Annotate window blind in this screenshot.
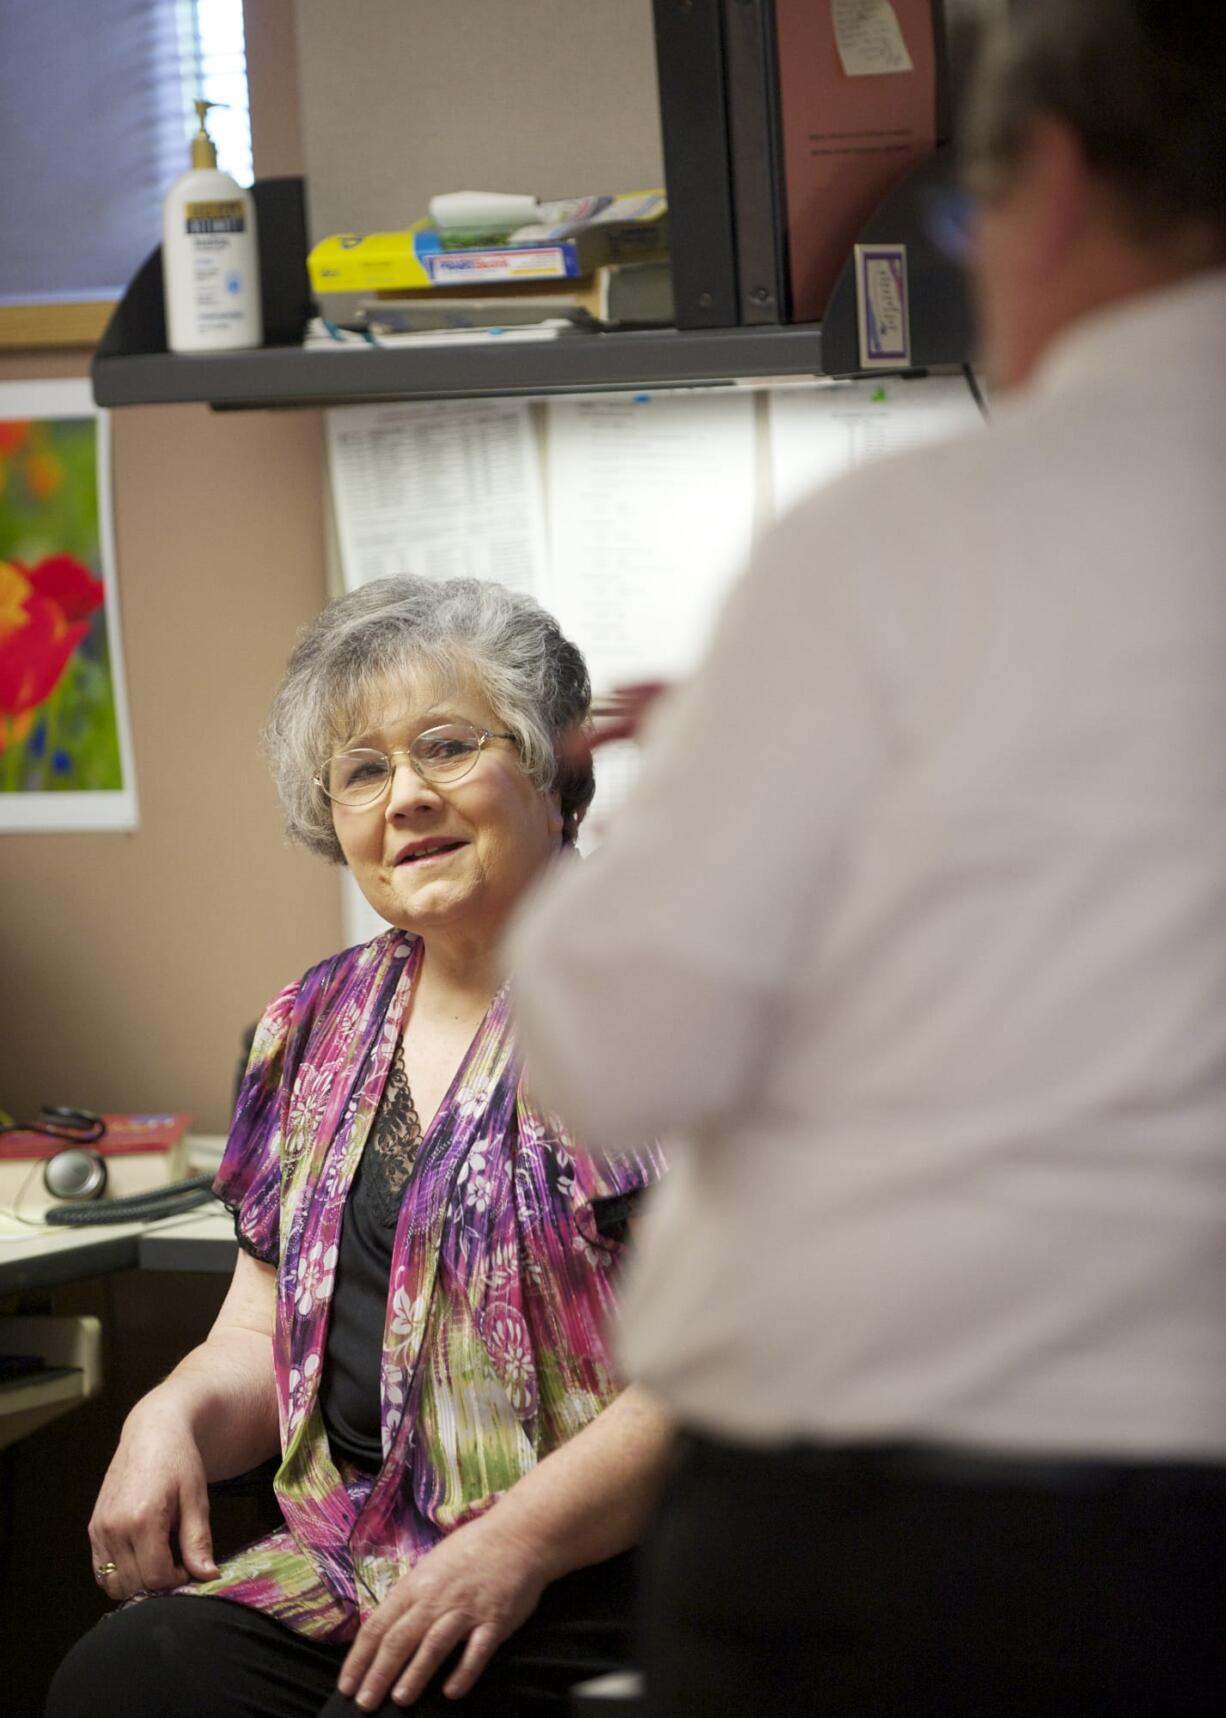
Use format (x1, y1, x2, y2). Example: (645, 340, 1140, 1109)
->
(0, 0, 251, 306)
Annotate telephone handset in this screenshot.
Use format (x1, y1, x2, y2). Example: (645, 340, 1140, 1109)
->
(0, 1107, 214, 1226)
(42, 1164, 215, 1226)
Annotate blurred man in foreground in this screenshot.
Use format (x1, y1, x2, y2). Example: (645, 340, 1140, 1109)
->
(510, 2, 1226, 1712)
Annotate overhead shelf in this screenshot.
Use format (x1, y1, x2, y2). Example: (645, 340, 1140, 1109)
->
(90, 167, 972, 413)
(92, 321, 826, 410)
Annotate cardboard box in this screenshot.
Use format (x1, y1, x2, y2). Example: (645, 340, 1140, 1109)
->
(309, 192, 669, 295)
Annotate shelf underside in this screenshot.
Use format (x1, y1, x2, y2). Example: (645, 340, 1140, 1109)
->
(91, 323, 826, 410)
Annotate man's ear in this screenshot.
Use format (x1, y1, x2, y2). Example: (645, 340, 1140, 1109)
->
(1019, 115, 1093, 277)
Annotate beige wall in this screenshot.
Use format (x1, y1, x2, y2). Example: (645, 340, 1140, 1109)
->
(296, 0, 664, 242)
(0, 0, 670, 1130)
(0, 2, 342, 1134)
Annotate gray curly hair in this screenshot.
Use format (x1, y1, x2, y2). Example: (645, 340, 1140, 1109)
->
(265, 576, 593, 863)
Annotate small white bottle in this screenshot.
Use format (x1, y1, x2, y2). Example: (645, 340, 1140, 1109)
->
(162, 100, 262, 353)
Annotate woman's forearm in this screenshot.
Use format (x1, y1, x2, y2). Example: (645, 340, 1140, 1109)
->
(488, 1383, 674, 1584)
(126, 1329, 280, 1482)
(125, 1326, 280, 1484)
(123, 1247, 281, 1481)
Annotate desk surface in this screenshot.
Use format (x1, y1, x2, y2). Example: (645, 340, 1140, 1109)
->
(138, 1207, 237, 1274)
(0, 1202, 239, 1294)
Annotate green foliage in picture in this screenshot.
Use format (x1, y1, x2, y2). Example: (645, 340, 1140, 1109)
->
(0, 415, 124, 793)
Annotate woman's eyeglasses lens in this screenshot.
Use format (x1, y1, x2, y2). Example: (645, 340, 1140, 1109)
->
(321, 724, 487, 806)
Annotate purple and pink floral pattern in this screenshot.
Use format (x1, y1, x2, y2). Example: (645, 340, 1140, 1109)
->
(185, 930, 662, 1643)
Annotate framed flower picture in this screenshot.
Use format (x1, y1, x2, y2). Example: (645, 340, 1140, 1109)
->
(0, 378, 138, 830)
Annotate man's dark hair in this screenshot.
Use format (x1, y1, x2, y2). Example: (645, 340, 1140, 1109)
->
(964, 0, 1226, 249)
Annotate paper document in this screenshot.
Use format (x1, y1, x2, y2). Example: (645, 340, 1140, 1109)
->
(545, 393, 756, 688)
(545, 392, 757, 843)
(833, 0, 914, 76)
(326, 399, 546, 592)
(580, 737, 648, 852)
(768, 375, 983, 516)
(307, 319, 576, 349)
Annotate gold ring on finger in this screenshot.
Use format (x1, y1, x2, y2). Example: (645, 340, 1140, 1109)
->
(94, 1560, 119, 1584)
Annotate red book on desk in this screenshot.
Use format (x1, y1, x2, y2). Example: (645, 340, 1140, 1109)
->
(0, 1114, 194, 1210)
(0, 1113, 192, 1160)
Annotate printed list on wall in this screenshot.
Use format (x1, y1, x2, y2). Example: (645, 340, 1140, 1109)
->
(324, 373, 982, 915)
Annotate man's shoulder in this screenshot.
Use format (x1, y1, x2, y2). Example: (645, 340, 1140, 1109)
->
(773, 360, 1162, 559)
(762, 410, 1004, 584)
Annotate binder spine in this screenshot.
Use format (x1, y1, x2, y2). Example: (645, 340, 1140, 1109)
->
(722, 0, 789, 324)
(651, 0, 740, 328)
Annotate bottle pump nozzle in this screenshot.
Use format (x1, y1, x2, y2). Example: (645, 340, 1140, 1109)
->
(190, 99, 222, 170)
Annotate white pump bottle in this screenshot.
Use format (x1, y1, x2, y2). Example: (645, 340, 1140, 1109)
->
(162, 100, 262, 353)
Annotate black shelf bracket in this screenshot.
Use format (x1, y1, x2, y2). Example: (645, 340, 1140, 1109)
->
(821, 148, 974, 376)
(93, 177, 314, 382)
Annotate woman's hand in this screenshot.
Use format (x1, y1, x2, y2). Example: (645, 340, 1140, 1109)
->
(87, 1397, 220, 1601)
(340, 1386, 673, 1708)
(337, 1510, 547, 1710)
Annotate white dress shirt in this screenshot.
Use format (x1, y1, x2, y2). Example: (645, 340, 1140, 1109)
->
(510, 272, 1226, 1459)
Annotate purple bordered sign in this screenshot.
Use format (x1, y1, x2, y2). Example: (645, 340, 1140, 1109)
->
(854, 242, 912, 370)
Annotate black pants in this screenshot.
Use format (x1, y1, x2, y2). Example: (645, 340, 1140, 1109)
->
(45, 1553, 636, 1718)
(639, 1431, 1226, 1718)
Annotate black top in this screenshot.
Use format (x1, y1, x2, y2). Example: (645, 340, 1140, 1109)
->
(317, 1034, 643, 1474)
(319, 1036, 423, 1472)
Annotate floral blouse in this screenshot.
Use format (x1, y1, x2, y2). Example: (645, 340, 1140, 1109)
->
(182, 929, 663, 1643)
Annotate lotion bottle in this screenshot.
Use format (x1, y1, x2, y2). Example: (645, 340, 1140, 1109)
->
(162, 101, 262, 352)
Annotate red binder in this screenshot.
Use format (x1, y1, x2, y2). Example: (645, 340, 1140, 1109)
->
(774, 0, 940, 322)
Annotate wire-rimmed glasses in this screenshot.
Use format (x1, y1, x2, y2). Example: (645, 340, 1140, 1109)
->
(315, 722, 518, 809)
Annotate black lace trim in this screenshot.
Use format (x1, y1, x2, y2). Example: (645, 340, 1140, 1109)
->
(223, 1197, 278, 1265)
(366, 1034, 423, 1227)
(222, 1036, 422, 1258)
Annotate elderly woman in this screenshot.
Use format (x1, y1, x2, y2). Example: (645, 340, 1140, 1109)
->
(48, 577, 668, 1718)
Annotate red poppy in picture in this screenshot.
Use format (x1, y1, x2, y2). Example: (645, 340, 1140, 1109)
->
(0, 553, 104, 724)
(26, 553, 105, 624)
(0, 396, 131, 811)
(0, 421, 29, 459)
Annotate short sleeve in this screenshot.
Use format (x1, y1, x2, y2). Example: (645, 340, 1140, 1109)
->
(515, 1098, 666, 1446)
(568, 1137, 666, 1257)
(213, 981, 298, 1266)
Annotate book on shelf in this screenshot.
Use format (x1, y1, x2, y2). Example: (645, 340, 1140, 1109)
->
(651, 0, 740, 329)
(310, 263, 676, 343)
(308, 192, 668, 295)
